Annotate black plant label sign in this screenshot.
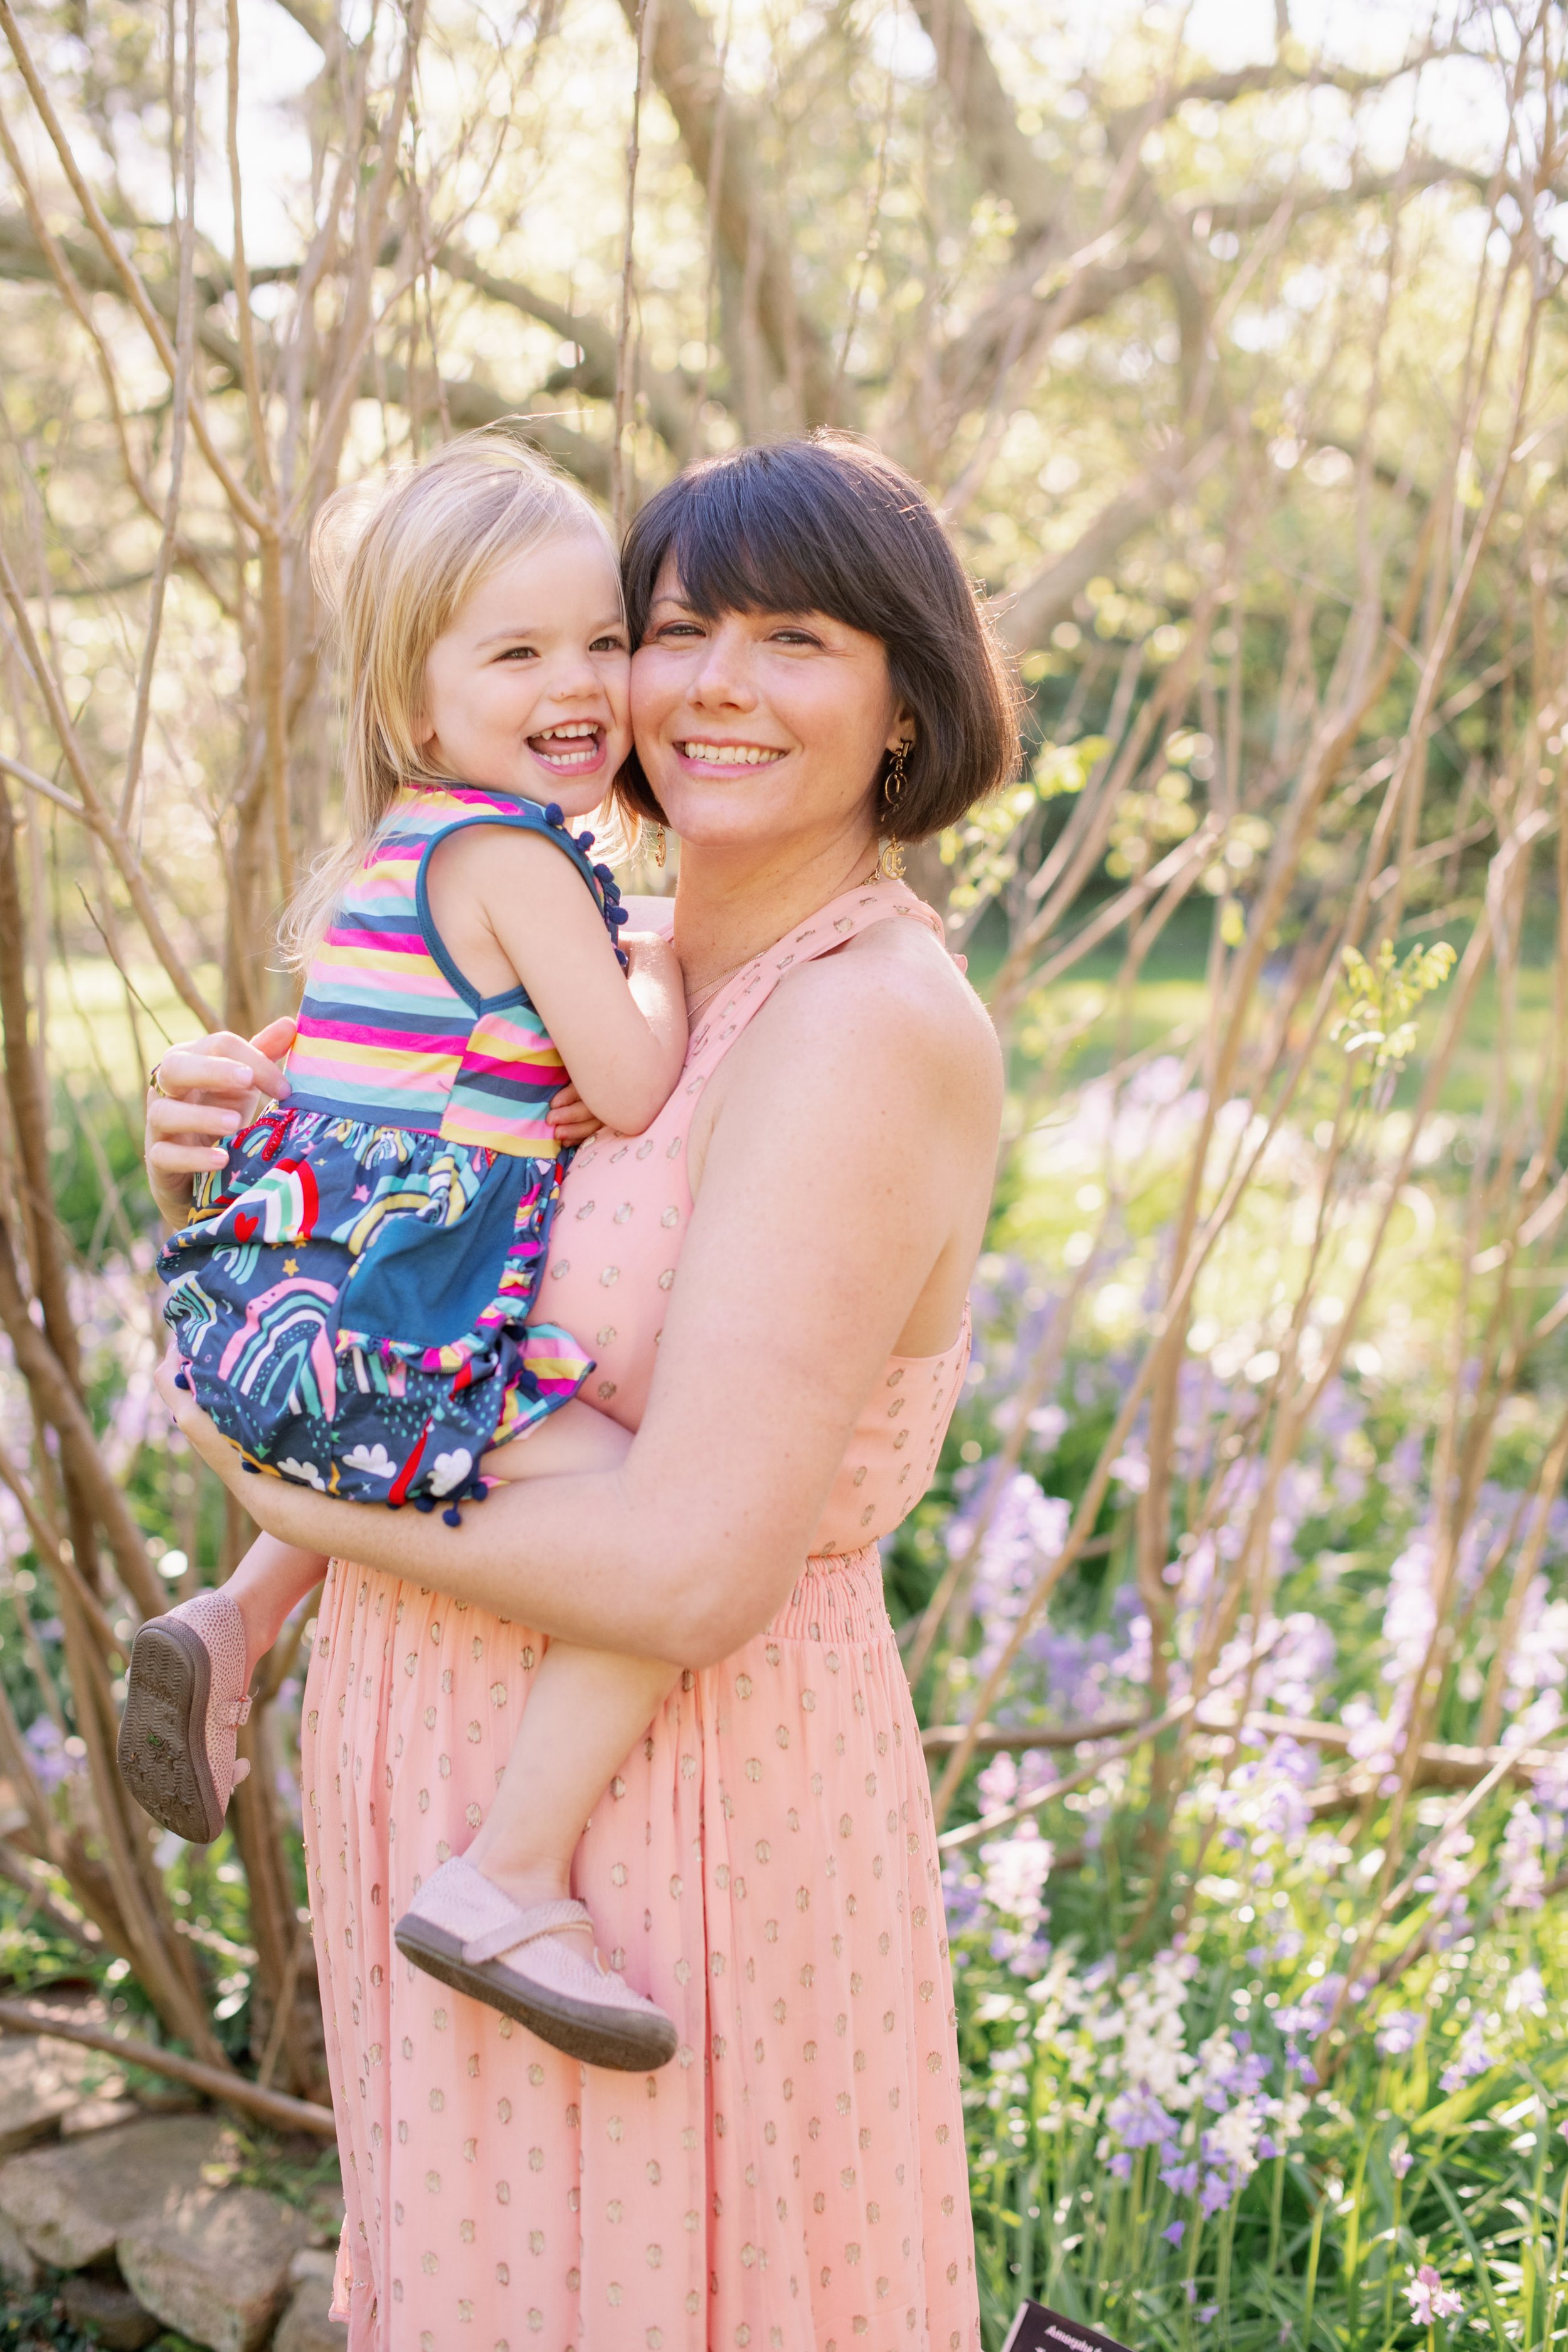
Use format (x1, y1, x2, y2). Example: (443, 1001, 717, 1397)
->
(1002, 2304, 1137, 2352)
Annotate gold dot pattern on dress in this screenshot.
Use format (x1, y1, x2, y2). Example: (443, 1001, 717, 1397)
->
(302, 880, 980, 2349)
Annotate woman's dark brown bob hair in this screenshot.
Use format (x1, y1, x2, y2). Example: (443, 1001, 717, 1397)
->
(616, 432, 1020, 842)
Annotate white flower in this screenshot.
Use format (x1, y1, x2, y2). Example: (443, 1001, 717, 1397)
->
(1268, 2089, 1310, 2144)
(343, 1443, 395, 1483)
(1206, 2098, 1265, 2181)
(979, 1820, 1054, 1933)
(1406, 2265, 1461, 2324)
(430, 1448, 474, 1497)
(1499, 1801, 1545, 1910)
(278, 1458, 327, 1491)
(1116, 1951, 1198, 2106)
(1506, 1966, 1548, 2018)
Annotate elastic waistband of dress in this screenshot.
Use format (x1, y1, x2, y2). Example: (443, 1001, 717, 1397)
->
(252, 1093, 559, 1159)
(257, 1093, 444, 1136)
(766, 1544, 891, 1645)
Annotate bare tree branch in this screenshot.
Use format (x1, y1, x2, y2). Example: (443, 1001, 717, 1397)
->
(0, 1, 265, 534)
(437, 243, 693, 452)
(908, 0, 1059, 243)
(617, 0, 833, 422)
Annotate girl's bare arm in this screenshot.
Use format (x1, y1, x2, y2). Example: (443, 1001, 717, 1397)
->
(430, 825, 687, 1136)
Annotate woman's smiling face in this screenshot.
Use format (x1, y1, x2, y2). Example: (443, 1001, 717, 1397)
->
(630, 556, 910, 856)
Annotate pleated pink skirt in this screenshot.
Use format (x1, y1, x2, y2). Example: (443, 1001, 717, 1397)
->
(301, 1545, 981, 2351)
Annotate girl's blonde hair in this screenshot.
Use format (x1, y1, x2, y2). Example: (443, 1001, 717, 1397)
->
(281, 429, 620, 967)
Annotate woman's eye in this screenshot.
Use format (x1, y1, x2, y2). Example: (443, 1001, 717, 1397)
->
(655, 620, 702, 640)
(771, 627, 820, 647)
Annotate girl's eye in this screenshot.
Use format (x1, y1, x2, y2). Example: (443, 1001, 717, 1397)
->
(590, 633, 627, 654)
(497, 645, 538, 662)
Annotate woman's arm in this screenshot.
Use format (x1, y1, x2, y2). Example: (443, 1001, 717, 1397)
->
(160, 929, 1000, 1667)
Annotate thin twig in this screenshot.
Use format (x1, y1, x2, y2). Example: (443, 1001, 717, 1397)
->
(612, 0, 657, 534)
(0, 1998, 337, 2137)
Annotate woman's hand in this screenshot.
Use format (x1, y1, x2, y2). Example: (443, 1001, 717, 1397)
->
(155, 1346, 241, 1483)
(547, 1080, 602, 1147)
(145, 1017, 296, 1229)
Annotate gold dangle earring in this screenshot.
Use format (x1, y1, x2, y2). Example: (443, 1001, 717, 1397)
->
(650, 820, 667, 870)
(877, 739, 909, 880)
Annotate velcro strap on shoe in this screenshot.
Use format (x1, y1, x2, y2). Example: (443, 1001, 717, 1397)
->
(224, 1696, 252, 1729)
(462, 1895, 593, 1968)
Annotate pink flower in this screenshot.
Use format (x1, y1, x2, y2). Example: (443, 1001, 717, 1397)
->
(1406, 2265, 1461, 2326)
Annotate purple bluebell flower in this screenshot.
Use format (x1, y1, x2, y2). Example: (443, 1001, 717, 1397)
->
(23, 1714, 71, 1791)
(1439, 2020, 1493, 2094)
(1108, 2089, 1179, 2149)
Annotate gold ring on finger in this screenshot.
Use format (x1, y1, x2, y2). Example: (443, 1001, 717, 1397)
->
(149, 1062, 167, 1098)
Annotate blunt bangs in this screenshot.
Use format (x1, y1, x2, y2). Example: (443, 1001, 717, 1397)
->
(616, 433, 1020, 842)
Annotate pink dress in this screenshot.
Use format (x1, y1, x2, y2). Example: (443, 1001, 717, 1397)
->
(301, 879, 982, 2351)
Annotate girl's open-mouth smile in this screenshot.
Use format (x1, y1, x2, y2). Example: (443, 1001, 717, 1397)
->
(528, 721, 608, 775)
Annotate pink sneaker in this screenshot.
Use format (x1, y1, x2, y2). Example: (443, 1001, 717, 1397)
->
(393, 1856, 679, 2072)
(117, 1590, 253, 1843)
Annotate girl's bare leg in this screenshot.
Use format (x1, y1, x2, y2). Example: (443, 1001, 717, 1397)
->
(464, 1640, 674, 1909)
(391, 1397, 682, 2067)
(225, 1535, 327, 1673)
(465, 1399, 675, 1909)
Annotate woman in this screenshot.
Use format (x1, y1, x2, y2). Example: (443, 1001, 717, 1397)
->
(148, 433, 1014, 2351)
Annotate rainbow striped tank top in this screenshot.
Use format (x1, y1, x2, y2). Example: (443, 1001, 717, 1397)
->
(285, 785, 625, 1155)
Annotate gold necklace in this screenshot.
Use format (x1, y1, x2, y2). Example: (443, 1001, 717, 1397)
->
(684, 968, 737, 1022)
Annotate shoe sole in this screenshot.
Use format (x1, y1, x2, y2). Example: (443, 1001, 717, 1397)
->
(393, 1919, 679, 2073)
(117, 1618, 223, 1844)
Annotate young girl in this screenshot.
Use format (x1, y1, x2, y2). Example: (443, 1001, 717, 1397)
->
(120, 435, 686, 2073)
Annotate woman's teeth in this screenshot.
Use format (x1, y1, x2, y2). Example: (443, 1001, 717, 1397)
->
(531, 723, 603, 770)
(679, 742, 785, 766)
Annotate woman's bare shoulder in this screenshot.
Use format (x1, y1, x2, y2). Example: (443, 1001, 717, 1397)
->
(756, 903, 1001, 1114)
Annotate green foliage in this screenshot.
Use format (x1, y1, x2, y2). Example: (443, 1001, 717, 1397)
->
(1333, 942, 1460, 1077)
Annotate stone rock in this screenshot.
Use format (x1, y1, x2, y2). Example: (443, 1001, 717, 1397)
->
(61, 2271, 161, 2351)
(274, 2272, 348, 2352)
(0, 2111, 229, 2269)
(0, 2200, 38, 2293)
(61, 2092, 143, 2137)
(0, 2030, 98, 2155)
(117, 2185, 309, 2352)
(287, 2246, 338, 2287)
